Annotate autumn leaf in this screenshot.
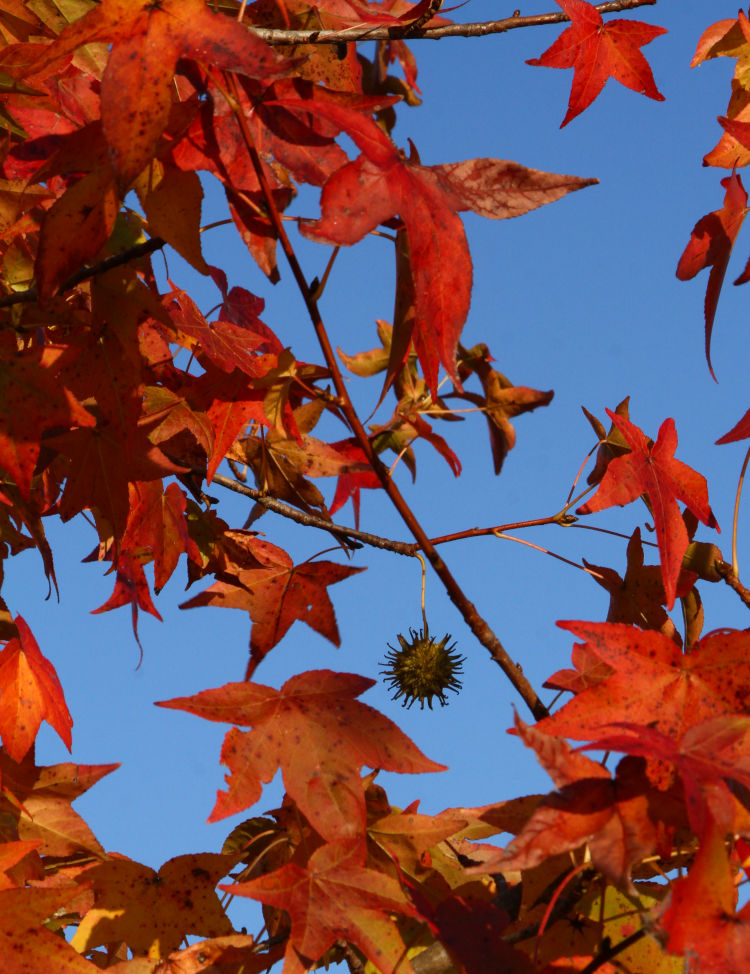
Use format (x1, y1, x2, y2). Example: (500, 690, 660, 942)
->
(120, 481, 200, 593)
(576, 411, 717, 608)
(676, 172, 749, 379)
(536, 622, 750, 745)
(657, 822, 750, 973)
(0, 614, 72, 761)
(0, 885, 100, 973)
(19, 0, 294, 192)
(91, 549, 163, 655)
(71, 853, 236, 958)
(179, 535, 365, 671)
(581, 715, 750, 836)
(223, 838, 418, 974)
(157, 670, 445, 838)
(0, 340, 94, 499)
(478, 719, 678, 891)
(583, 528, 695, 644)
(0, 752, 118, 857)
(295, 99, 595, 395)
(526, 0, 666, 127)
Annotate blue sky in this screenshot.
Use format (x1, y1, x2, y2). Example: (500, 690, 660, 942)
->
(7, 0, 750, 939)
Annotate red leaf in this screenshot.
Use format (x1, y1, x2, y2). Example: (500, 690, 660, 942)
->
(576, 412, 717, 608)
(295, 101, 594, 395)
(91, 549, 163, 654)
(658, 822, 750, 972)
(0, 615, 73, 761)
(676, 173, 749, 379)
(222, 838, 418, 974)
(0, 343, 94, 498)
(157, 670, 445, 837)
(526, 0, 666, 127)
(180, 535, 365, 670)
(536, 622, 750, 745)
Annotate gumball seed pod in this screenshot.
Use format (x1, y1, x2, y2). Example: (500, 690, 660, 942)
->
(380, 627, 464, 710)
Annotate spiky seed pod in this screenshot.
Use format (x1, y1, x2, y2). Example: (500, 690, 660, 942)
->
(380, 628, 464, 710)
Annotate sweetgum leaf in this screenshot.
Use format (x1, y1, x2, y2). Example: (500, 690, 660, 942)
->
(0, 614, 73, 761)
(526, 0, 666, 127)
(676, 172, 749, 379)
(537, 622, 750, 744)
(224, 838, 418, 974)
(157, 670, 445, 839)
(576, 411, 717, 608)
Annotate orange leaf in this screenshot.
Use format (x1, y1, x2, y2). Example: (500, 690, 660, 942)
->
(224, 838, 418, 974)
(0, 886, 100, 973)
(676, 172, 749, 379)
(179, 535, 365, 671)
(157, 670, 445, 838)
(71, 853, 236, 958)
(0, 615, 72, 761)
(526, 0, 666, 127)
(657, 822, 750, 971)
(576, 412, 717, 608)
(536, 622, 750, 744)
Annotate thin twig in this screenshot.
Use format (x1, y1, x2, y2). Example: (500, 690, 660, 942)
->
(244, 0, 657, 45)
(579, 929, 646, 974)
(0, 237, 166, 308)
(716, 560, 750, 610)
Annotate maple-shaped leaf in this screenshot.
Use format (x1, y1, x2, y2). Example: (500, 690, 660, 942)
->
(536, 622, 750, 745)
(576, 411, 717, 608)
(583, 528, 695, 645)
(693, 11, 750, 169)
(91, 549, 163, 655)
(657, 822, 750, 973)
(676, 172, 749, 379)
(456, 345, 554, 474)
(71, 852, 236, 958)
(149, 935, 284, 974)
(180, 535, 364, 672)
(0, 751, 118, 857)
(120, 481, 200, 593)
(406, 879, 536, 974)
(367, 808, 467, 879)
(0, 614, 72, 761)
(582, 715, 750, 837)
(478, 720, 677, 891)
(223, 838, 418, 974)
(295, 99, 594, 395)
(0, 340, 94, 499)
(0, 885, 100, 973)
(526, 0, 666, 127)
(157, 670, 445, 839)
(19, 0, 294, 192)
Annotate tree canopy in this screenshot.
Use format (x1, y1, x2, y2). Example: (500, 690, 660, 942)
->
(1, 1, 750, 972)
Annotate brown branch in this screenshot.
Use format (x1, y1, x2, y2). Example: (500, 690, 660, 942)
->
(579, 930, 646, 974)
(0, 237, 166, 309)
(211, 473, 417, 553)
(716, 560, 750, 610)
(245, 0, 657, 45)
(221, 72, 548, 720)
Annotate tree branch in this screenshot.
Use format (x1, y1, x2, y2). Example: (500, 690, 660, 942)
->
(220, 70, 548, 717)
(716, 560, 750, 610)
(245, 0, 657, 45)
(0, 237, 166, 309)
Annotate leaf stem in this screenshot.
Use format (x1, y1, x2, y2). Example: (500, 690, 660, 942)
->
(731, 444, 750, 575)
